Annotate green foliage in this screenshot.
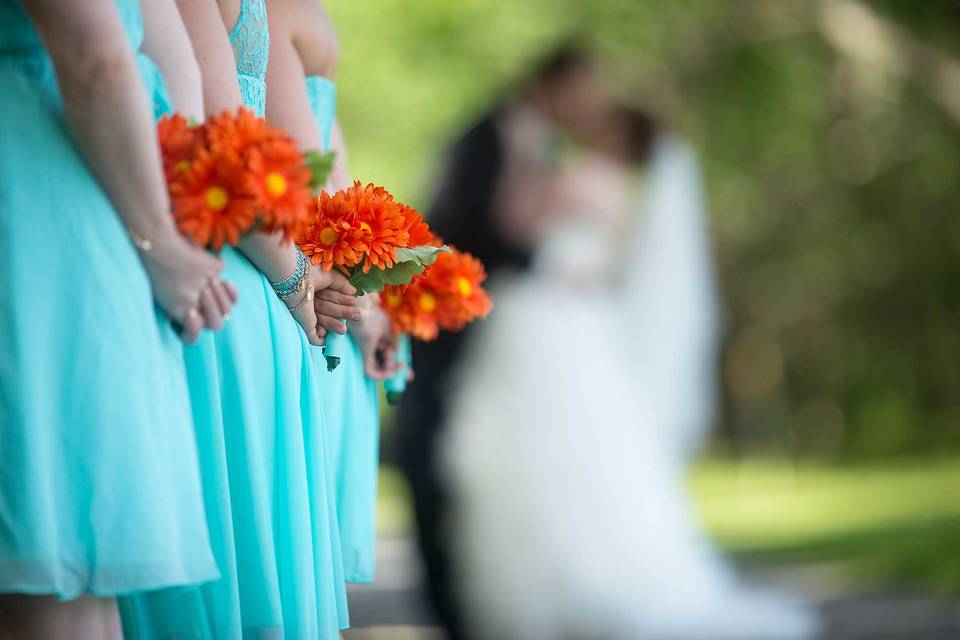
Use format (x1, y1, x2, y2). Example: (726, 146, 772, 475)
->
(328, 0, 960, 458)
(347, 244, 449, 294)
(305, 150, 336, 192)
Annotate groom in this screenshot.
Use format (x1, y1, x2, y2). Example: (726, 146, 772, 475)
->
(394, 44, 613, 639)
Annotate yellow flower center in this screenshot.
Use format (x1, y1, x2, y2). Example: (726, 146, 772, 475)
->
(385, 292, 403, 308)
(456, 276, 473, 297)
(419, 292, 437, 313)
(204, 186, 229, 211)
(319, 227, 340, 245)
(265, 172, 287, 198)
(174, 160, 191, 174)
(359, 222, 372, 233)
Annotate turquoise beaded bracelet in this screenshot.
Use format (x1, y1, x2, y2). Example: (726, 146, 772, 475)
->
(271, 247, 308, 298)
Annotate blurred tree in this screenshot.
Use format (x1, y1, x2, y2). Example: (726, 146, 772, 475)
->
(327, 0, 960, 459)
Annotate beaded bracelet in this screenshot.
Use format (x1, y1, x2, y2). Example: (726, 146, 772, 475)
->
(287, 284, 314, 312)
(271, 247, 308, 299)
(277, 262, 311, 305)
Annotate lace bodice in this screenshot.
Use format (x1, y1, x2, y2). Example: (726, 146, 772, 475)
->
(228, 0, 269, 115)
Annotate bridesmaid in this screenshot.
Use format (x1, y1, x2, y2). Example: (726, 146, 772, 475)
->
(0, 0, 234, 638)
(121, 0, 356, 637)
(264, 0, 398, 584)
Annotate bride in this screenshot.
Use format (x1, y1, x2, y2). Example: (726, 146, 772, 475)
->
(439, 104, 819, 640)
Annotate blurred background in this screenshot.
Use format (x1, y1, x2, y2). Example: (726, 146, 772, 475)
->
(325, 0, 960, 638)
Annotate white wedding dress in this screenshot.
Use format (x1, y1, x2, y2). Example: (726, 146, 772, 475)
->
(440, 137, 819, 640)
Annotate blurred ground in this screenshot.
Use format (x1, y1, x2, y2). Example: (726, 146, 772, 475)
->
(343, 535, 960, 640)
(343, 461, 960, 640)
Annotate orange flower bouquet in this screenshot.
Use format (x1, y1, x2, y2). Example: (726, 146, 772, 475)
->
(379, 247, 493, 403)
(157, 108, 334, 250)
(380, 247, 493, 341)
(295, 181, 449, 369)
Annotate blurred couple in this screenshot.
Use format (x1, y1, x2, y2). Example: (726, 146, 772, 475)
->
(397, 45, 819, 640)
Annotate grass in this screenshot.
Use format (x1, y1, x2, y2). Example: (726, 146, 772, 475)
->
(376, 457, 960, 594)
(690, 457, 960, 592)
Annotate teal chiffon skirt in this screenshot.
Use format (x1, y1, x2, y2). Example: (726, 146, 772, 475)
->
(0, 26, 217, 598)
(314, 335, 380, 583)
(120, 249, 349, 638)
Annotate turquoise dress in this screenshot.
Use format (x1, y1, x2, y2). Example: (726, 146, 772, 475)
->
(0, 0, 217, 600)
(306, 75, 381, 584)
(120, 1, 348, 637)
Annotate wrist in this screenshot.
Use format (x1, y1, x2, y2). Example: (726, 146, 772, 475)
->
(238, 231, 298, 283)
(272, 249, 311, 306)
(128, 216, 178, 254)
(284, 283, 313, 312)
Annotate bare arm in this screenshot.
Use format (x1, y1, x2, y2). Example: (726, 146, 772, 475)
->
(327, 120, 350, 190)
(174, 0, 243, 114)
(173, 0, 298, 284)
(172, 0, 355, 343)
(257, 0, 360, 343)
(21, 0, 228, 340)
(264, 14, 325, 153)
(264, 0, 396, 376)
(141, 0, 204, 120)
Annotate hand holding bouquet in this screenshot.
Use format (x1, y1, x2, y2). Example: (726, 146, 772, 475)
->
(295, 181, 448, 369)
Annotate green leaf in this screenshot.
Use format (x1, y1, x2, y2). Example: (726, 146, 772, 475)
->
(348, 269, 389, 295)
(345, 245, 451, 294)
(395, 244, 450, 266)
(305, 150, 336, 192)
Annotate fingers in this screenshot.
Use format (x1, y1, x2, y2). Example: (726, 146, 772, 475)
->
(204, 253, 225, 277)
(178, 308, 203, 344)
(376, 334, 398, 368)
(193, 251, 224, 283)
(315, 314, 348, 335)
(208, 280, 232, 320)
(327, 271, 357, 296)
(314, 289, 358, 307)
(223, 280, 239, 304)
(316, 325, 326, 347)
(314, 298, 361, 323)
(198, 286, 223, 330)
(363, 344, 388, 380)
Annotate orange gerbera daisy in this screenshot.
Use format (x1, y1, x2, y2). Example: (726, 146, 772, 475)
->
(431, 250, 493, 331)
(205, 107, 280, 156)
(352, 182, 409, 272)
(157, 113, 201, 183)
(381, 248, 493, 340)
(381, 283, 441, 341)
(247, 139, 313, 238)
(402, 205, 439, 248)
(171, 150, 258, 250)
(296, 191, 370, 272)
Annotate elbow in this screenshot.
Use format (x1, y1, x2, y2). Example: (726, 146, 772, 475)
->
(63, 41, 135, 92)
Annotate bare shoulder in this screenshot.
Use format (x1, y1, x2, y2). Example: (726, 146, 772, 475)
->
(269, 0, 339, 77)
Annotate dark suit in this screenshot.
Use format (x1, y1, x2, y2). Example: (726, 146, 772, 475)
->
(395, 109, 532, 639)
